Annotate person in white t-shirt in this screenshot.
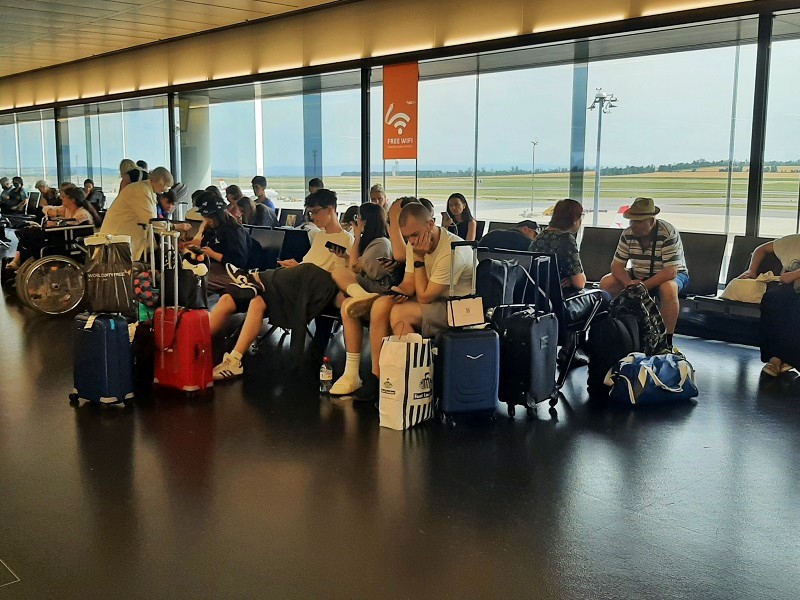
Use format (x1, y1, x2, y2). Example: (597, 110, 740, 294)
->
(210, 189, 353, 380)
(329, 202, 472, 399)
(739, 234, 800, 377)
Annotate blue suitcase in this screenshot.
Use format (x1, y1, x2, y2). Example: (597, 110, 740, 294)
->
(71, 313, 134, 406)
(434, 241, 499, 423)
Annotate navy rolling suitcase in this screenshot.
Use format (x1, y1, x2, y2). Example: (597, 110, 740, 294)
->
(71, 313, 134, 406)
(491, 255, 559, 417)
(435, 241, 499, 423)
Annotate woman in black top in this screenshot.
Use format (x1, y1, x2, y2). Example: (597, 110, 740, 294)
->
(194, 192, 252, 294)
(442, 192, 477, 241)
(528, 198, 586, 296)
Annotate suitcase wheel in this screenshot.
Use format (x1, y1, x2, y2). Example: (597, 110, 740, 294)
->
(526, 406, 535, 420)
(549, 396, 558, 408)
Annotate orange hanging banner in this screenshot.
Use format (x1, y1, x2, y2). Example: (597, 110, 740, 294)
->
(383, 62, 419, 160)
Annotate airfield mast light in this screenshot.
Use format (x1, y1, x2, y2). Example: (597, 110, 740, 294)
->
(588, 88, 618, 227)
(530, 140, 538, 214)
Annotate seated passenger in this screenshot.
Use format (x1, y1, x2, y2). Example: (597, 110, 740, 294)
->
(35, 180, 59, 207)
(0, 177, 12, 205)
(100, 166, 174, 261)
(368, 184, 388, 208)
(329, 202, 395, 306)
(156, 189, 177, 220)
(237, 195, 277, 227)
(330, 202, 472, 399)
(119, 158, 149, 191)
(0, 177, 28, 214)
(340, 205, 360, 233)
(191, 192, 253, 295)
(2, 186, 94, 275)
(478, 219, 538, 252)
(442, 192, 477, 241)
(739, 235, 800, 376)
(309, 178, 325, 194)
(210, 188, 353, 380)
(529, 199, 586, 296)
(224, 185, 245, 219)
(251, 176, 276, 211)
(599, 197, 688, 349)
(83, 179, 106, 211)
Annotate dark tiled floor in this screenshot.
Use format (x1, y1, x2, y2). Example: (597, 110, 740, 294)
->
(2, 276, 800, 598)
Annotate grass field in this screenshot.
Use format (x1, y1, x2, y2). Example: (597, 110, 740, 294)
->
(208, 170, 800, 236)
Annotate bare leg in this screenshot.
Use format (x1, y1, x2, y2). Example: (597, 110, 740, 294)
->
(599, 273, 625, 298)
(369, 296, 395, 377)
(341, 297, 365, 354)
(389, 301, 423, 336)
(209, 294, 237, 336)
(233, 296, 268, 355)
(330, 266, 358, 294)
(657, 280, 679, 334)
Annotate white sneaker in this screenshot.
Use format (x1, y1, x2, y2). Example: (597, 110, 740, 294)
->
(330, 374, 363, 396)
(345, 293, 379, 319)
(212, 352, 243, 380)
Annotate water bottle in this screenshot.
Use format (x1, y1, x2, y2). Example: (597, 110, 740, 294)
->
(319, 356, 333, 394)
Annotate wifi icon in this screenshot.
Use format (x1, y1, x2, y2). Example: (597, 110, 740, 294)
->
(385, 103, 411, 135)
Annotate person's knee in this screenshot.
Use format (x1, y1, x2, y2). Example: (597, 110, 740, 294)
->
(247, 295, 266, 315)
(599, 274, 614, 289)
(215, 294, 235, 314)
(658, 280, 679, 302)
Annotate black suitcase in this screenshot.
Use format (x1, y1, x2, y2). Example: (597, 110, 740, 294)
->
(586, 313, 640, 395)
(491, 255, 559, 417)
(435, 241, 499, 423)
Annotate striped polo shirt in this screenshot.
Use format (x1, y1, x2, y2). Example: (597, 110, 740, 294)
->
(612, 219, 688, 280)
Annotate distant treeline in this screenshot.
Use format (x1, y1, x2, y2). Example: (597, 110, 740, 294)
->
(342, 158, 800, 178)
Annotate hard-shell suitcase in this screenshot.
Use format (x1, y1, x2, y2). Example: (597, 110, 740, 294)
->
(491, 255, 558, 417)
(434, 241, 499, 422)
(71, 313, 134, 406)
(153, 229, 213, 394)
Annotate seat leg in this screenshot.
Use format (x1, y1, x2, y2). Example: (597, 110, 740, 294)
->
(556, 333, 578, 390)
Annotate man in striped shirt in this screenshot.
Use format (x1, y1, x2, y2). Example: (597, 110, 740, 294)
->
(599, 197, 689, 347)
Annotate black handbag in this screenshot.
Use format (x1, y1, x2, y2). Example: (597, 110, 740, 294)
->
(162, 267, 208, 309)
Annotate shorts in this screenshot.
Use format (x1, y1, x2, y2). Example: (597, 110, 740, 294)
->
(630, 270, 690, 296)
(228, 284, 270, 315)
(419, 299, 449, 338)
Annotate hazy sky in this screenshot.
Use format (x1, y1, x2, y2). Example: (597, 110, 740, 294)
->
(2, 39, 800, 180)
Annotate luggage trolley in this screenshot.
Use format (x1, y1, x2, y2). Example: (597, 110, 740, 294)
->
(14, 223, 95, 315)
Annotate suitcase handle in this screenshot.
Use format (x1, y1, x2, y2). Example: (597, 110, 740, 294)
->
(449, 240, 478, 298)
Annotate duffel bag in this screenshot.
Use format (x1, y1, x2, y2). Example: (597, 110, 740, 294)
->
(605, 352, 698, 406)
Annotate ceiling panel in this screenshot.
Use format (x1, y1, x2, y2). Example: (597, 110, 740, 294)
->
(0, 0, 341, 77)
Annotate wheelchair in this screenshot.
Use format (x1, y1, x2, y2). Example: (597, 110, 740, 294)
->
(10, 222, 95, 315)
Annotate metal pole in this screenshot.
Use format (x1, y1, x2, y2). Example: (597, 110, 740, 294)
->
(724, 43, 741, 236)
(472, 65, 479, 217)
(592, 101, 603, 227)
(530, 141, 537, 213)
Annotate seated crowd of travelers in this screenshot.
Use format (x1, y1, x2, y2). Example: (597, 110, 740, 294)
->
(3, 161, 798, 392)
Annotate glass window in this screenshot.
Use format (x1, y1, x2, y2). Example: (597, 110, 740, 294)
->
(0, 116, 18, 177)
(262, 94, 306, 204)
(322, 88, 361, 206)
(582, 45, 756, 234)
(210, 100, 256, 193)
(760, 29, 800, 237)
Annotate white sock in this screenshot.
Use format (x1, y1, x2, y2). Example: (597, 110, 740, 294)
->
(343, 352, 360, 379)
(229, 350, 243, 363)
(346, 283, 369, 298)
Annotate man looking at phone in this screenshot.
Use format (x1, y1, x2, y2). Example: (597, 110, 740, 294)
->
(330, 202, 472, 399)
(210, 188, 353, 380)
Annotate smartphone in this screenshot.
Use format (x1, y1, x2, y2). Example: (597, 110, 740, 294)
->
(385, 289, 410, 299)
(325, 241, 347, 254)
(441, 211, 448, 221)
(376, 256, 395, 264)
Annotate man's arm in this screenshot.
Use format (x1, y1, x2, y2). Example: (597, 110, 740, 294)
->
(388, 199, 406, 262)
(611, 260, 633, 286)
(642, 266, 678, 290)
(741, 242, 774, 278)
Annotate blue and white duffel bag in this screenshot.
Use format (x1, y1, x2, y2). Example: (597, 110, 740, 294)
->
(605, 352, 698, 406)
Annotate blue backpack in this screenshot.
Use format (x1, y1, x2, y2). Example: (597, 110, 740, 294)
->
(606, 352, 698, 406)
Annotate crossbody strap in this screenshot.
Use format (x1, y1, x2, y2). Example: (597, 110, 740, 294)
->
(648, 221, 658, 279)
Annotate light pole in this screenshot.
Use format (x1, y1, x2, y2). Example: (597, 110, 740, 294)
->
(530, 140, 538, 214)
(587, 88, 618, 226)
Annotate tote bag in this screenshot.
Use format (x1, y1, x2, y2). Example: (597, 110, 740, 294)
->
(379, 334, 435, 430)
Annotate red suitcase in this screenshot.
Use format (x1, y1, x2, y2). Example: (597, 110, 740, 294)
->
(153, 227, 213, 394)
(154, 307, 213, 393)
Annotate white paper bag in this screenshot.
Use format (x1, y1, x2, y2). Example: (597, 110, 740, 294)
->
(379, 333, 434, 430)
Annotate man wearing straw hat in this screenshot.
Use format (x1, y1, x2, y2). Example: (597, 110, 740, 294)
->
(599, 197, 689, 349)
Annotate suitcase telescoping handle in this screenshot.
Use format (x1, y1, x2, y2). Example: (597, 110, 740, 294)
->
(531, 255, 551, 314)
(449, 240, 478, 298)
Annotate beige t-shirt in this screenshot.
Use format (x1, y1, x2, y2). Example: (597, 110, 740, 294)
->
(302, 230, 354, 273)
(773, 234, 800, 273)
(405, 227, 473, 298)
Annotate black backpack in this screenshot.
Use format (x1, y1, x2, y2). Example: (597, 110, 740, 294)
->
(475, 258, 527, 311)
(587, 313, 640, 395)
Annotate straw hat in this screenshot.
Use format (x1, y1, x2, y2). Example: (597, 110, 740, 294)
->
(623, 197, 660, 220)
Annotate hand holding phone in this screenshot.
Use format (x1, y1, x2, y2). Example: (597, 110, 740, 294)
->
(325, 241, 348, 256)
